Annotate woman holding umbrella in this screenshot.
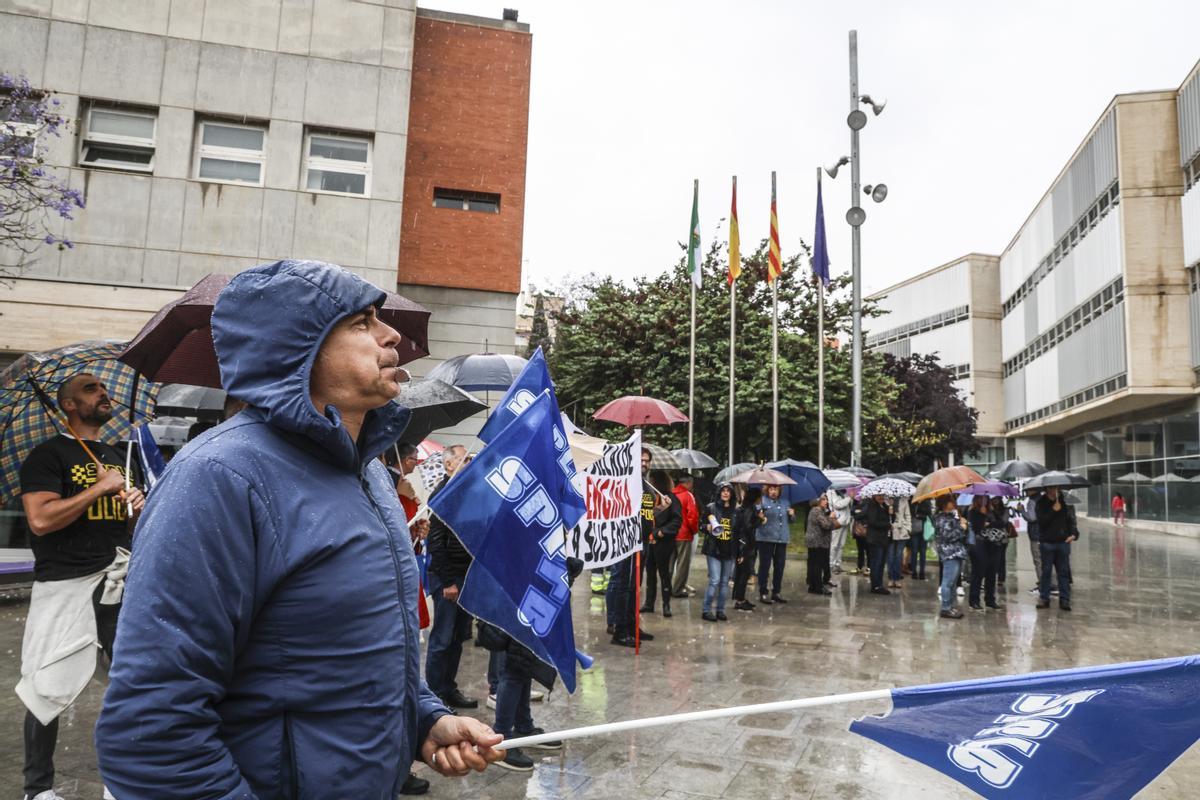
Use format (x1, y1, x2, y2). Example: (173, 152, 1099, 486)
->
(966, 496, 1006, 611)
(731, 487, 762, 611)
(933, 496, 968, 619)
(701, 483, 738, 621)
(864, 494, 893, 594)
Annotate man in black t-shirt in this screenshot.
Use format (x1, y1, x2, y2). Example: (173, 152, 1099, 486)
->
(17, 372, 144, 800)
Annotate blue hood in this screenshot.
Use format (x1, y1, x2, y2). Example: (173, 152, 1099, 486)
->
(211, 259, 409, 471)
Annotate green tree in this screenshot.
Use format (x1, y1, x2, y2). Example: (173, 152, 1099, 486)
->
(525, 293, 553, 358)
(549, 239, 901, 466)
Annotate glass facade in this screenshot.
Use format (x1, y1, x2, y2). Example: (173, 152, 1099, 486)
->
(1064, 403, 1200, 525)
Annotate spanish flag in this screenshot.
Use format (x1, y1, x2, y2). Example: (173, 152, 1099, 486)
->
(768, 177, 782, 282)
(728, 176, 741, 284)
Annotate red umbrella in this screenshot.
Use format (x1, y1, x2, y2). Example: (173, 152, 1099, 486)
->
(119, 273, 431, 388)
(593, 395, 689, 427)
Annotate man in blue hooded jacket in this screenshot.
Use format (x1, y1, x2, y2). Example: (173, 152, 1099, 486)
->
(95, 260, 504, 798)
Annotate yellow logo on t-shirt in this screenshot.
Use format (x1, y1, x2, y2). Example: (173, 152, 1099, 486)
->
(70, 462, 131, 522)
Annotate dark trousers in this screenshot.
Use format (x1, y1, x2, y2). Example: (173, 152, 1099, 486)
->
(1040, 541, 1072, 603)
(908, 531, 927, 578)
(997, 540, 1009, 582)
(854, 535, 868, 570)
(642, 537, 675, 610)
(968, 541, 1002, 606)
(425, 587, 474, 698)
(866, 541, 887, 590)
(493, 655, 534, 739)
(756, 541, 787, 597)
(806, 547, 830, 591)
(487, 650, 504, 695)
(607, 554, 635, 638)
(26, 583, 119, 795)
(732, 553, 754, 601)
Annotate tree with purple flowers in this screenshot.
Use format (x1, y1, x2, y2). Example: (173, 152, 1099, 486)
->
(1, 73, 84, 275)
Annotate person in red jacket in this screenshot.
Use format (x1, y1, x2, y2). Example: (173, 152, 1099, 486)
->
(670, 475, 701, 598)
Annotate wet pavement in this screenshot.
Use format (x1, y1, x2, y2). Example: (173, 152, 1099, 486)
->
(1, 518, 1198, 798)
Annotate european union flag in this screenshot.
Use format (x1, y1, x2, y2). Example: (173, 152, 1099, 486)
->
(811, 180, 831, 286)
(428, 390, 590, 691)
(850, 655, 1200, 799)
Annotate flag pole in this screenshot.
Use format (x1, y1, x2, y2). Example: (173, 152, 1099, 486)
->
(728, 175, 738, 467)
(502, 688, 892, 749)
(688, 178, 697, 451)
(770, 171, 779, 462)
(816, 167, 826, 469)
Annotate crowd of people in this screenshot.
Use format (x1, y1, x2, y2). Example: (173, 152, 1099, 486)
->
(602, 447, 1084, 641)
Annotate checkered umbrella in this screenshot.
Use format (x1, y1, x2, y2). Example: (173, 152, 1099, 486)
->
(859, 477, 917, 498)
(0, 341, 160, 505)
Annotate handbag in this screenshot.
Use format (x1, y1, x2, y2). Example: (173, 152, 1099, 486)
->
(853, 520, 867, 537)
(1006, 522, 1018, 539)
(923, 517, 935, 539)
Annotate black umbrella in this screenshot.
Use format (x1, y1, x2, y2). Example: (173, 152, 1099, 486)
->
(1024, 470, 1089, 490)
(425, 353, 528, 392)
(988, 459, 1048, 481)
(672, 448, 719, 469)
(879, 471, 922, 485)
(155, 384, 227, 423)
(394, 379, 487, 444)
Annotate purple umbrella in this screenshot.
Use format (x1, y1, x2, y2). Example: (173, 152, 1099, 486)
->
(956, 480, 1019, 498)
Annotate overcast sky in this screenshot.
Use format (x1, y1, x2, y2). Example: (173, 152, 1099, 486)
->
(420, 0, 1200, 295)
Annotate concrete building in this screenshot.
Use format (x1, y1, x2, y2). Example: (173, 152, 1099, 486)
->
(865, 253, 1005, 471)
(0, 0, 532, 446)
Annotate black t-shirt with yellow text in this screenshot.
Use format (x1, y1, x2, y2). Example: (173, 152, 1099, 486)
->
(19, 435, 136, 581)
(641, 482, 655, 542)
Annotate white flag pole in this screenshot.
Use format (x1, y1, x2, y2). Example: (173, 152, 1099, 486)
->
(816, 167, 826, 469)
(770, 170, 779, 462)
(688, 178, 698, 451)
(501, 688, 892, 750)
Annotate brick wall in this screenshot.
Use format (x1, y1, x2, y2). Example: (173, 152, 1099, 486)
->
(398, 13, 531, 294)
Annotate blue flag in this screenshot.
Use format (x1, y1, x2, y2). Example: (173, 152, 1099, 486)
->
(428, 391, 590, 691)
(811, 180, 831, 285)
(133, 423, 166, 490)
(850, 655, 1200, 799)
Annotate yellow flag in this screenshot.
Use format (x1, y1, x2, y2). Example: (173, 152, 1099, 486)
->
(728, 176, 741, 284)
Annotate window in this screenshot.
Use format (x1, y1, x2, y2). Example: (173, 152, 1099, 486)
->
(433, 187, 501, 213)
(194, 120, 266, 186)
(304, 132, 371, 196)
(79, 105, 156, 172)
(1, 91, 42, 159)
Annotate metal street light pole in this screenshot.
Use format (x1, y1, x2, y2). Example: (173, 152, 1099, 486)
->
(849, 29, 863, 468)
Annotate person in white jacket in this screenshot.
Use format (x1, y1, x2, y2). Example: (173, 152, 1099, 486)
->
(827, 490, 853, 575)
(887, 498, 912, 589)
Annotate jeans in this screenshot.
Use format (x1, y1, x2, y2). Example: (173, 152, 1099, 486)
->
(939, 558, 963, 611)
(830, 525, 849, 571)
(643, 537, 675, 609)
(887, 540, 906, 581)
(756, 541, 788, 597)
(867, 541, 887, 590)
(425, 587, 474, 698)
(908, 530, 927, 577)
(606, 555, 635, 637)
(26, 582, 119, 794)
(493, 658, 534, 738)
(1040, 541, 1072, 602)
(806, 546, 830, 591)
(704, 556, 734, 613)
(671, 538, 693, 596)
(968, 541, 1003, 607)
(487, 650, 505, 695)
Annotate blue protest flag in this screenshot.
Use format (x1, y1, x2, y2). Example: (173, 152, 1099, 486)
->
(133, 423, 167, 489)
(477, 346, 553, 444)
(811, 180, 831, 286)
(427, 390, 590, 691)
(850, 655, 1200, 799)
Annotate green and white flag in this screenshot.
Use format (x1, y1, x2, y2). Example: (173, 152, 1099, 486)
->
(688, 182, 702, 287)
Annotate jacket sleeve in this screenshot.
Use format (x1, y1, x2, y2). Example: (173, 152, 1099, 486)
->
(655, 497, 683, 537)
(682, 493, 699, 535)
(96, 457, 266, 799)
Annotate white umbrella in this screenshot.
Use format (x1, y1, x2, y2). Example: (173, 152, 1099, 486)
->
(1152, 472, 1188, 483)
(824, 469, 864, 491)
(1116, 471, 1151, 482)
(859, 477, 916, 498)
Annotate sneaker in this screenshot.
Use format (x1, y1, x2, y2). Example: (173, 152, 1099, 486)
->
(1059, 601, 1072, 611)
(611, 635, 636, 647)
(702, 611, 717, 622)
(1028, 587, 1040, 595)
(530, 689, 545, 702)
(486, 693, 497, 710)
(400, 772, 431, 795)
(771, 595, 787, 604)
(969, 603, 983, 611)
(939, 608, 963, 619)
(870, 587, 891, 595)
(1036, 599, 1050, 609)
(497, 747, 535, 772)
(986, 603, 1004, 610)
(716, 611, 728, 621)
(734, 600, 755, 611)
(863, 567, 870, 576)
(847, 568, 859, 575)
(637, 629, 655, 641)
(1051, 588, 1060, 596)
(516, 726, 562, 750)
(27, 792, 66, 800)
(956, 586, 965, 597)
(759, 595, 773, 605)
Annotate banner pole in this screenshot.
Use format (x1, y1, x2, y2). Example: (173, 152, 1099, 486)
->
(502, 688, 892, 749)
(689, 258, 696, 451)
(772, 280, 778, 462)
(634, 551, 641, 654)
(729, 279, 735, 467)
